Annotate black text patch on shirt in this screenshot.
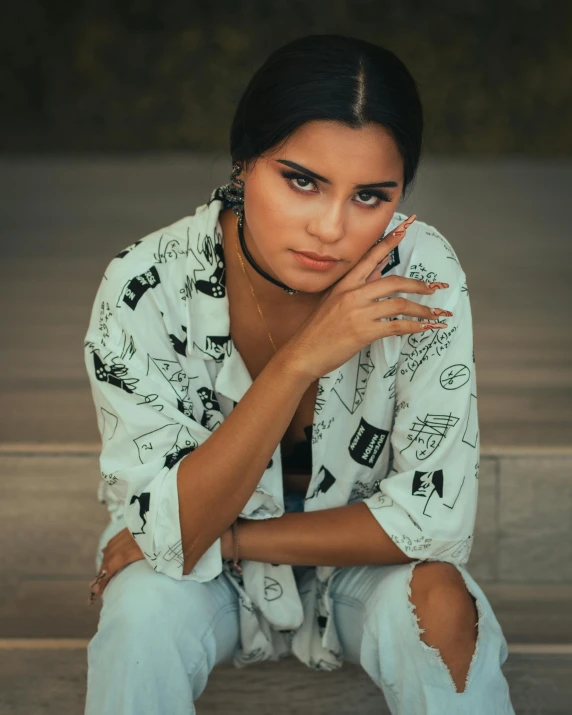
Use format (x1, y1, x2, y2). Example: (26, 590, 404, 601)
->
(122, 266, 162, 310)
(348, 417, 389, 467)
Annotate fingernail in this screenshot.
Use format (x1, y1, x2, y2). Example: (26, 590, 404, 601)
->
(430, 308, 453, 317)
(404, 214, 417, 227)
(420, 322, 448, 330)
(427, 282, 449, 290)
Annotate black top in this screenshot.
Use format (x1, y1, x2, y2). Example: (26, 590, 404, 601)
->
(281, 424, 313, 472)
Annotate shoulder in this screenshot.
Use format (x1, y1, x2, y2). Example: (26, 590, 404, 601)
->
(388, 211, 466, 287)
(85, 197, 223, 348)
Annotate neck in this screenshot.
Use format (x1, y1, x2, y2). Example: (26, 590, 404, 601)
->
(220, 209, 323, 311)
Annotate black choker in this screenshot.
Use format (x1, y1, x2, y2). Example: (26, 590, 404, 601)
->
(237, 216, 299, 295)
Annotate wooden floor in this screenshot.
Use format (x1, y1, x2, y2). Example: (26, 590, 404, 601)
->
(1, 155, 571, 447)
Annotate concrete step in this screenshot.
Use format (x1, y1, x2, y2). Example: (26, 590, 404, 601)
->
(1, 446, 572, 644)
(0, 645, 570, 714)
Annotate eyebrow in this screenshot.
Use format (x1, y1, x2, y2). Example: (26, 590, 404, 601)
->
(276, 159, 399, 190)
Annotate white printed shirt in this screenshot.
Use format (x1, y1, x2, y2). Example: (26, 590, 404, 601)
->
(84, 184, 480, 671)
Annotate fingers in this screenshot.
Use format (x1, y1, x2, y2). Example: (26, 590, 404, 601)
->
(359, 214, 417, 282)
(88, 532, 145, 605)
(367, 296, 453, 323)
(360, 274, 450, 303)
(374, 318, 450, 336)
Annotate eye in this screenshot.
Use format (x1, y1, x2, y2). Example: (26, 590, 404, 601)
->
(281, 170, 392, 209)
(282, 172, 316, 193)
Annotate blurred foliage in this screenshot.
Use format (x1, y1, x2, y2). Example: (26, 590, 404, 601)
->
(2, 0, 571, 154)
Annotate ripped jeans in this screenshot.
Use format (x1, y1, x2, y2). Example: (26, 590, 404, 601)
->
(85, 496, 515, 715)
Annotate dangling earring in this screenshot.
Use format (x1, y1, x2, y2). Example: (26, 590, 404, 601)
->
(220, 162, 299, 295)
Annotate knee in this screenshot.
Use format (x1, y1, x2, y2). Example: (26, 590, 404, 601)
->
(408, 561, 478, 635)
(100, 561, 211, 648)
(409, 561, 474, 609)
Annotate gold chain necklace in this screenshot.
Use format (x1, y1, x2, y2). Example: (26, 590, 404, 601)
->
(233, 215, 278, 354)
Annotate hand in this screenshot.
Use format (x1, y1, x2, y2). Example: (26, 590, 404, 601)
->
(280, 214, 452, 381)
(88, 527, 145, 605)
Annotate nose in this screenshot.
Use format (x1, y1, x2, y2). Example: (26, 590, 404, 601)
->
(307, 204, 345, 244)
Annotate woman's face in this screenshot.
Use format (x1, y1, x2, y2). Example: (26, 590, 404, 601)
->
(240, 120, 405, 297)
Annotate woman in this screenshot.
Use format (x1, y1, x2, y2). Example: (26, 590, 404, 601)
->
(83, 34, 515, 715)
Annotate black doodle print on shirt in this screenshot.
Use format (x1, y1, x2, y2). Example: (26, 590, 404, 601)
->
(440, 364, 470, 390)
(314, 381, 327, 415)
(307, 466, 336, 500)
(164, 443, 196, 469)
(315, 578, 329, 637)
(399, 324, 458, 381)
(412, 469, 466, 517)
(348, 417, 389, 467)
(384, 362, 397, 399)
(331, 347, 375, 414)
(387, 533, 433, 553)
(152, 234, 188, 264)
(147, 356, 195, 417)
(163, 539, 184, 566)
(142, 550, 159, 571)
(100, 407, 118, 442)
(381, 245, 401, 275)
(190, 234, 226, 298)
(206, 334, 232, 360)
(401, 413, 460, 460)
(197, 386, 224, 430)
(407, 512, 423, 531)
(130, 492, 150, 535)
(264, 576, 283, 602)
(91, 348, 139, 394)
(121, 266, 162, 310)
(134, 424, 199, 468)
(311, 417, 335, 445)
(432, 536, 472, 562)
(462, 393, 479, 448)
(98, 301, 113, 346)
(169, 326, 188, 356)
(367, 491, 394, 509)
(348, 479, 379, 502)
(115, 239, 143, 259)
(408, 261, 438, 284)
(101, 471, 118, 486)
(118, 331, 136, 362)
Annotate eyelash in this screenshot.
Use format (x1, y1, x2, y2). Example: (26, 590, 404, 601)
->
(280, 170, 393, 208)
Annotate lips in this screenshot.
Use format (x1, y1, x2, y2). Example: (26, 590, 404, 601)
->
(291, 250, 341, 271)
(293, 250, 340, 262)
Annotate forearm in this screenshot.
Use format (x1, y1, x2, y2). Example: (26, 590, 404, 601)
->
(232, 502, 417, 567)
(178, 346, 312, 575)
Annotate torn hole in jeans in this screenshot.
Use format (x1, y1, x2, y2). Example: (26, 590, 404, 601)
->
(405, 560, 484, 694)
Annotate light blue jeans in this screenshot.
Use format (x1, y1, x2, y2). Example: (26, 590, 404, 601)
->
(85, 494, 515, 714)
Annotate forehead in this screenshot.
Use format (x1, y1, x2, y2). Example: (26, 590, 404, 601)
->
(267, 120, 403, 181)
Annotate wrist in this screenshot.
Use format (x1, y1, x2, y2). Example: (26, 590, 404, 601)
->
(273, 341, 317, 385)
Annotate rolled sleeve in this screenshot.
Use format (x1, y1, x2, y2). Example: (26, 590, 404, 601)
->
(84, 253, 223, 581)
(364, 237, 479, 566)
(85, 336, 222, 580)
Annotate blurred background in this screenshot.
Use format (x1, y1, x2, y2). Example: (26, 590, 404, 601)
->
(1, 2, 571, 713)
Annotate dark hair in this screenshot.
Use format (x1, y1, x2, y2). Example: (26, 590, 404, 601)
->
(230, 34, 423, 198)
